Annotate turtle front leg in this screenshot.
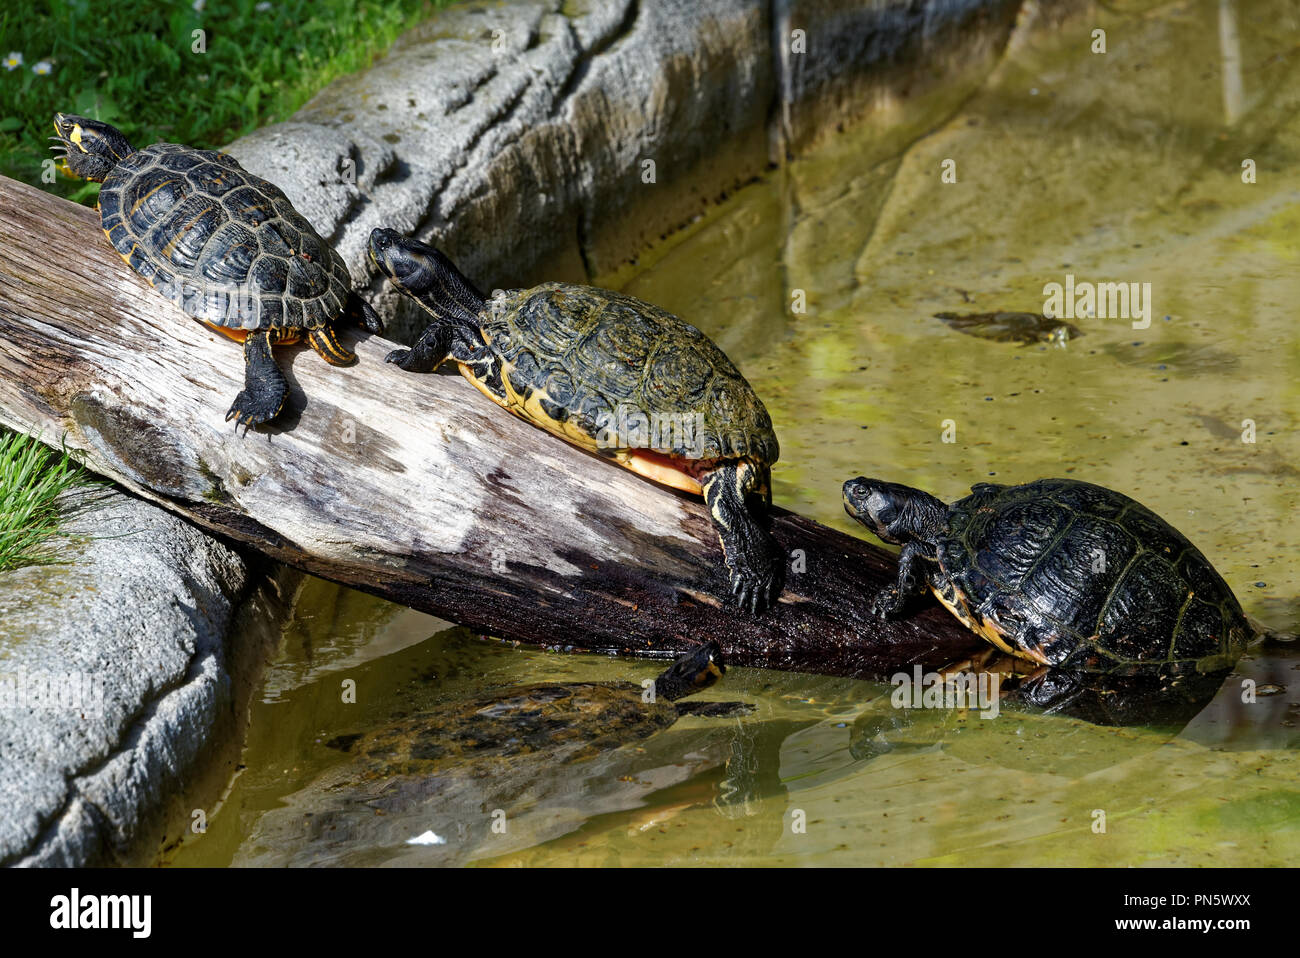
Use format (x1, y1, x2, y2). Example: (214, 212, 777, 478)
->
(226, 329, 288, 431)
(701, 460, 783, 614)
(385, 319, 455, 373)
(871, 540, 929, 619)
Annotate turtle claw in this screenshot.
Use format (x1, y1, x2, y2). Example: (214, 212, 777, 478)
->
(870, 587, 904, 621)
(225, 388, 282, 434)
(727, 560, 781, 615)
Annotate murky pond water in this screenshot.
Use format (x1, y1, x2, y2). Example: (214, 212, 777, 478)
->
(168, 2, 1300, 867)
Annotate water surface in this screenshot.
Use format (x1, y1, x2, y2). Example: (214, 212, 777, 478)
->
(169, 1, 1300, 867)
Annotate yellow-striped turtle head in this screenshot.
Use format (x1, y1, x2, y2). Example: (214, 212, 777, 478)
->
(368, 228, 485, 322)
(51, 113, 135, 183)
(842, 477, 948, 546)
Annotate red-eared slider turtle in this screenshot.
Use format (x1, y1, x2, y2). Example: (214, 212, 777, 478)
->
(52, 113, 383, 428)
(367, 229, 783, 612)
(843, 477, 1250, 676)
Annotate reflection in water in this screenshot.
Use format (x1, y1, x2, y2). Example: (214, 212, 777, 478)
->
(1219, 0, 1244, 125)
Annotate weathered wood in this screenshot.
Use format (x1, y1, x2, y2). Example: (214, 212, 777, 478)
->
(0, 175, 985, 677)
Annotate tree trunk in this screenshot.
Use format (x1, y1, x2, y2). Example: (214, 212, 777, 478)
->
(0, 175, 984, 677)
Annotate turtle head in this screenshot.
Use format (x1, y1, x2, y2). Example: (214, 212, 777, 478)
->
(368, 228, 485, 320)
(368, 228, 437, 293)
(652, 641, 725, 702)
(843, 477, 947, 546)
(51, 114, 134, 182)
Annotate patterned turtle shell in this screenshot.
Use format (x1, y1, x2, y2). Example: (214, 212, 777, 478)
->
(479, 284, 779, 464)
(934, 479, 1249, 674)
(98, 143, 352, 331)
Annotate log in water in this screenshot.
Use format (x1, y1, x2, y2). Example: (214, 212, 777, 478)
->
(0, 175, 985, 677)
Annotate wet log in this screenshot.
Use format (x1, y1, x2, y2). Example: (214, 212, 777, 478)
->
(0, 175, 985, 678)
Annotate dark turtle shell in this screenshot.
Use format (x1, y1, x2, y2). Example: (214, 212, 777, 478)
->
(935, 478, 1249, 674)
(339, 681, 679, 778)
(479, 284, 779, 463)
(98, 143, 351, 331)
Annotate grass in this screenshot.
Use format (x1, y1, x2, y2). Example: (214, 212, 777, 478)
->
(1, 0, 454, 204)
(0, 430, 89, 573)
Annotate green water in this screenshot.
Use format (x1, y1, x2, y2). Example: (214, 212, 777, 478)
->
(169, 1, 1300, 867)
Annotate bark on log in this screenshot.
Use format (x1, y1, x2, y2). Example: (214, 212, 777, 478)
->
(0, 175, 985, 677)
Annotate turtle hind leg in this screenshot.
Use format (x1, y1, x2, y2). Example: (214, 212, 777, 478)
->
(344, 291, 383, 335)
(307, 324, 356, 366)
(226, 329, 288, 431)
(701, 460, 784, 614)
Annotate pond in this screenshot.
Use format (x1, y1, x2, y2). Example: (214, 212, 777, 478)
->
(167, 1, 1300, 867)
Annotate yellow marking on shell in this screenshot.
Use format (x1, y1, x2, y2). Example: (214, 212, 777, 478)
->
(460, 357, 704, 495)
(160, 206, 210, 261)
(931, 585, 1048, 665)
(130, 179, 175, 219)
(493, 358, 602, 450)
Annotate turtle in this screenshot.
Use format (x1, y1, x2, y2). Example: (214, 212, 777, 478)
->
(235, 641, 750, 865)
(367, 228, 783, 613)
(842, 476, 1250, 676)
(934, 311, 1081, 346)
(51, 113, 383, 429)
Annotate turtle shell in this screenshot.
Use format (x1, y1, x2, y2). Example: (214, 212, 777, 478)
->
(934, 478, 1249, 674)
(479, 284, 779, 463)
(97, 143, 351, 331)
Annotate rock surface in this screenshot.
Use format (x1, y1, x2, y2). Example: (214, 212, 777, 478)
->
(0, 487, 292, 866)
(225, 0, 1029, 342)
(773, 0, 1025, 154)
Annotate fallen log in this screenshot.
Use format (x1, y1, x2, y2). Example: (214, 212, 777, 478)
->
(0, 175, 985, 678)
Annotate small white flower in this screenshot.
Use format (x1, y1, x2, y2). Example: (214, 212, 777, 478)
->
(255, 1, 273, 10)
(192, 0, 205, 11)
(32, 60, 53, 76)
(3, 52, 22, 71)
